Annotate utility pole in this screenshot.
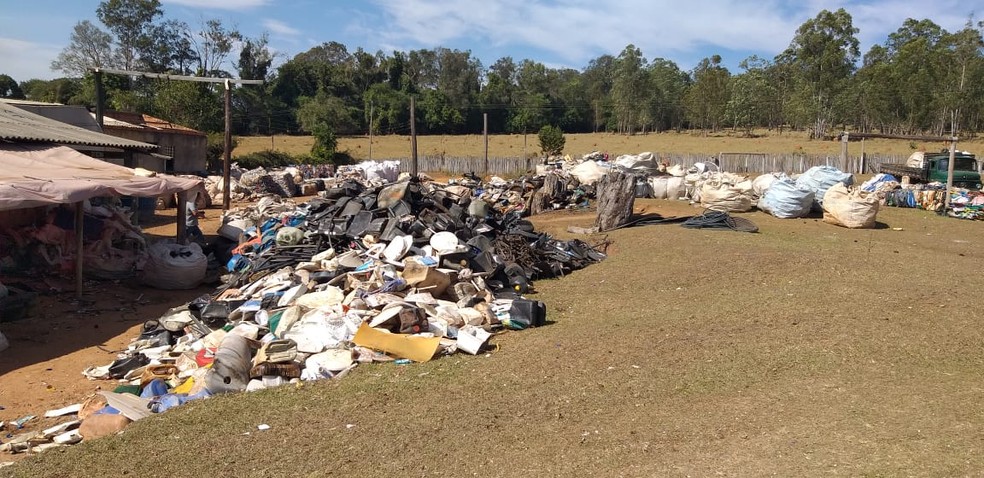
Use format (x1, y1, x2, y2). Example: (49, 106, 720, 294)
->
(368, 101, 374, 162)
(483, 113, 488, 176)
(223, 79, 232, 210)
(92, 68, 263, 211)
(94, 69, 104, 128)
(410, 96, 418, 179)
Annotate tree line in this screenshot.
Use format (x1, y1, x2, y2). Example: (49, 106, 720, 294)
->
(2, 1, 983, 144)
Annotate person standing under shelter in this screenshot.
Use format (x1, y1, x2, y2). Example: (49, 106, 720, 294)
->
(185, 191, 206, 245)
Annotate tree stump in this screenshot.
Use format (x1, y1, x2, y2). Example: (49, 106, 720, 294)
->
(530, 174, 564, 215)
(594, 172, 636, 231)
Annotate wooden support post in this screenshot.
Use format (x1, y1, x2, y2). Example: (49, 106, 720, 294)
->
(594, 172, 637, 232)
(74, 202, 84, 299)
(944, 138, 957, 211)
(840, 132, 849, 172)
(410, 96, 418, 179)
(483, 113, 489, 177)
(176, 191, 188, 244)
(223, 79, 232, 211)
(94, 69, 104, 129)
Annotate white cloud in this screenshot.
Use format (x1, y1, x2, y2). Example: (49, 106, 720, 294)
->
(368, 0, 802, 68)
(263, 19, 301, 37)
(0, 37, 62, 81)
(366, 0, 984, 70)
(161, 0, 269, 10)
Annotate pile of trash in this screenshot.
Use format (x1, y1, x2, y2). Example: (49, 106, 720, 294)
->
(0, 200, 148, 281)
(204, 164, 336, 205)
(865, 173, 984, 220)
(1, 172, 608, 455)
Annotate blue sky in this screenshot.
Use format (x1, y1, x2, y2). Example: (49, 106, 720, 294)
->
(1, 0, 982, 82)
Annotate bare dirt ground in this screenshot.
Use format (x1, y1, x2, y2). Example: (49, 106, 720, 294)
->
(3, 196, 984, 476)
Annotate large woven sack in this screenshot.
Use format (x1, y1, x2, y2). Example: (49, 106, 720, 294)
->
(758, 179, 814, 218)
(752, 173, 783, 196)
(141, 242, 207, 290)
(700, 183, 752, 212)
(822, 183, 879, 228)
(570, 160, 606, 185)
(795, 166, 853, 205)
(649, 176, 669, 199)
(666, 177, 685, 199)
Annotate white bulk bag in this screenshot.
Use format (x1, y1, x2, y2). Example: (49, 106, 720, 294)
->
(758, 179, 814, 218)
(822, 183, 880, 228)
(141, 242, 207, 290)
(649, 176, 669, 199)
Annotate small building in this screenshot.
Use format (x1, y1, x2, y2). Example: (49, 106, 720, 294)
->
(100, 111, 207, 174)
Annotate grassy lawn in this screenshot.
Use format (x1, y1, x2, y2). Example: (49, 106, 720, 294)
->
(5, 200, 983, 477)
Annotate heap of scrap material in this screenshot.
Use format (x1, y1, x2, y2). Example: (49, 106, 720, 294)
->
(1, 173, 608, 455)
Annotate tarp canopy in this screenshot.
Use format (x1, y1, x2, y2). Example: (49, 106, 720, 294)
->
(0, 143, 202, 211)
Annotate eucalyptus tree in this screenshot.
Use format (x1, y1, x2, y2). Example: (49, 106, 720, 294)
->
(778, 8, 860, 139)
(684, 55, 731, 131)
(581, 54, 616, 132)
(611, 44, 648, 134)
(477, 57, 517, 133)
(646, 58, 688, 132)
(96, 0, 163, 71)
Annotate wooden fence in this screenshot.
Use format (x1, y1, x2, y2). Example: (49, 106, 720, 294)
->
(377, 153, 910, 176)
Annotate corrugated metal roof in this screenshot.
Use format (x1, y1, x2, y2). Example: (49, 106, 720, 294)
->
(0, 101, 156, 150)
(102, 111, 206, 137)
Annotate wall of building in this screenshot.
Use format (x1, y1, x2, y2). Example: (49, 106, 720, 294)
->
(104, 129, 207, 173)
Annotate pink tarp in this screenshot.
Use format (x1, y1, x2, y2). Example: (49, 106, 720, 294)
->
(0, 143, 201, 211)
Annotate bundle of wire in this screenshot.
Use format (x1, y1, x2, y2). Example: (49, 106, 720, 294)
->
(680, 210, 759, 233)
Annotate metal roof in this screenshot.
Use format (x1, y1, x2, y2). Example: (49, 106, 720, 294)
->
(0, 101, 156, 150)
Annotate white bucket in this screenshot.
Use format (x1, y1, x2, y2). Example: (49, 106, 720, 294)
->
(456, 326, 491, 355)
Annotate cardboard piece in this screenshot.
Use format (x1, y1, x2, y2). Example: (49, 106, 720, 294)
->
(352, 322, 440, 363)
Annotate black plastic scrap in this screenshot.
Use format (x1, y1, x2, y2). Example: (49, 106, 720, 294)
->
(222, 176, 609, 290)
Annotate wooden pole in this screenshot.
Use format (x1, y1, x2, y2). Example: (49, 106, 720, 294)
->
(944, 138, 957, 211)
(223, 79, 232, 211)
(176, 191, 188, 244)
(483, 113, 488, 177)
(410, 96, 418, 179)
(74, 202, 84, 299)
(840, 132, 849, 172)
(368, 102, 374, 162)
(94, 69, 104, 129)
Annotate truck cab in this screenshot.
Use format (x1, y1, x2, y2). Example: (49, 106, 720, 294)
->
(926, 152, 981, 189)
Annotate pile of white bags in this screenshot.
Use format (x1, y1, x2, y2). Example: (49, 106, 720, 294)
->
(355, 160, 400, 183)
(141, 242, 207, 290)
(822, 183, 880, 228)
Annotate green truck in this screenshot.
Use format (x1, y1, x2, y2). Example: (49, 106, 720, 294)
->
(879, 151, 981, 189)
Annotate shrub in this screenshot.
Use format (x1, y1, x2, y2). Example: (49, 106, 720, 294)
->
(538, 125, 565, 157)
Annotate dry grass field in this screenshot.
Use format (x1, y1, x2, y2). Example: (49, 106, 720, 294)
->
(236, 130, 984, 161)
(4, 198, 984, 477)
